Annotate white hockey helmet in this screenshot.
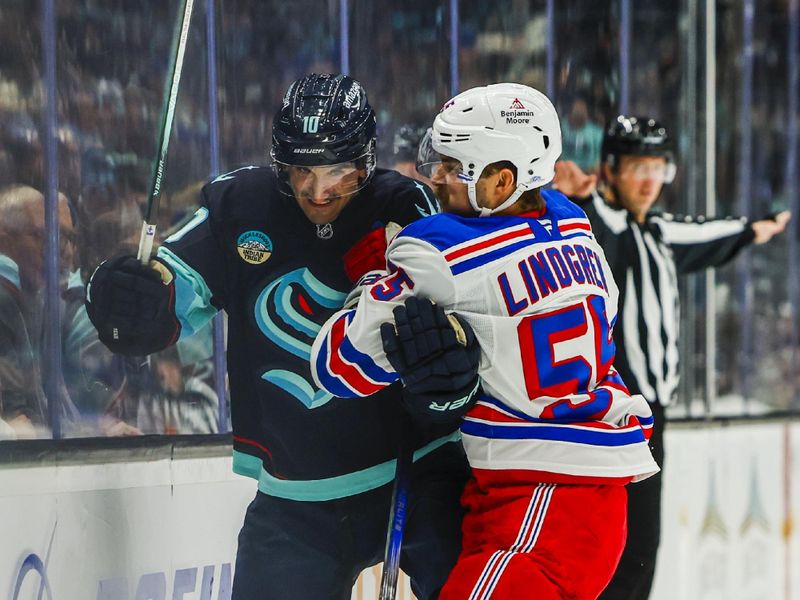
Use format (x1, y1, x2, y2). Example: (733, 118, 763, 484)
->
(421, 83, 562, 216)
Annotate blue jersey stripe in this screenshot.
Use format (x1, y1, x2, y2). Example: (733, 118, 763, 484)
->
(314, 337, 360, 398)
(560, 231, 593, 241)
(339, 334, 397, 384)
(479, 394, 651, 428)
(461, 419, 646, 446)
(450, 238, 538, 275)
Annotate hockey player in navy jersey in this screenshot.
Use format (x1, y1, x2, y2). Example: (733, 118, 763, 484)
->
(84, 74, 476, 600)
(311, 83, 660, 599)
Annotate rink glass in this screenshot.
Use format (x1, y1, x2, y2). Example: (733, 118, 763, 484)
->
(0, 0, 797, 441)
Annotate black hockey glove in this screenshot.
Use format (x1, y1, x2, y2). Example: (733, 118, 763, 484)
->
(85, 255, 181, 356)
(380, 297, 481, 423)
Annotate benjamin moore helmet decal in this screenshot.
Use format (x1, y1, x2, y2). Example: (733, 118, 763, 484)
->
(254, 268, 346, 409)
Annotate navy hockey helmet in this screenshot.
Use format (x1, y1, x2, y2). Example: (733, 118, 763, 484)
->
(271, 73, 376, 169)
(601, 115, 674, 167)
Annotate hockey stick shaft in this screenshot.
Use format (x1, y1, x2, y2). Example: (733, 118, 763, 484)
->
(137, 0, 196, 264)
(379, 430, 414, 600)
(377, 309, 470, 598)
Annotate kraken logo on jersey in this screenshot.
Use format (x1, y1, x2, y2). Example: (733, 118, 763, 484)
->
(255, 268, 346, 408)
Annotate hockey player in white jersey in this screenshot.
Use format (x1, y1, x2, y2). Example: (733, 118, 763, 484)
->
(311, 83, 659, 599)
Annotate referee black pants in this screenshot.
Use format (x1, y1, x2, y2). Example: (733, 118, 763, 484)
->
(599, 401, 665, 600)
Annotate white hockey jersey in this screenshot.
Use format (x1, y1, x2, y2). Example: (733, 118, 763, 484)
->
(311, 190, 659, 485)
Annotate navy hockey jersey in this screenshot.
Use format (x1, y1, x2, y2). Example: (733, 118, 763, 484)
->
(312, 190, 659, 485)
(157, 166, 458, 501)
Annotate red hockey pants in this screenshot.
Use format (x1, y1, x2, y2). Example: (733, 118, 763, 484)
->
(440, 480, 627, 599)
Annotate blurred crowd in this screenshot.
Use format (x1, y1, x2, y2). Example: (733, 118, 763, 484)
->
(454, 0, 799, 412)
(0, 0, 797, 439)
(0, 1, 222, 439)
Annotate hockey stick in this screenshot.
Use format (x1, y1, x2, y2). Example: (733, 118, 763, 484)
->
(137, 0, 196, 265)
(378, 307, 472, 599)
(379, 423, 414, 600)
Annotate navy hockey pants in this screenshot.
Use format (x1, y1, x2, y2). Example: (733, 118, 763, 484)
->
(599, 401, 665, 600)
(232, 442, 470, 600)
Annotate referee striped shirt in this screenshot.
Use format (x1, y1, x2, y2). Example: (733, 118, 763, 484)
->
(573, 191, 755, 406)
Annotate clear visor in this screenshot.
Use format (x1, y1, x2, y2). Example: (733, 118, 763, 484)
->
(621, 160, 677, 184)
(273, 154, 372, 200)
(415, 129, 472, 184)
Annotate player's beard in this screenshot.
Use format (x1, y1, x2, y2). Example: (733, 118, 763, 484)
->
(433, 182, 476, 217)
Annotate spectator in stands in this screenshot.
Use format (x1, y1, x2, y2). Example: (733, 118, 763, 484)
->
(0, 185, 68, 438)
(0, 184, 143, 438)
(560, 94, 604, 173)
(1, 113, 43, 192)
(65, 194, 146, 436)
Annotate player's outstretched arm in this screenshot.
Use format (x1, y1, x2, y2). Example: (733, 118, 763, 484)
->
(380, 297, 481, 423)
(85, 255, 181, 356)
(658, 210, 791, 273)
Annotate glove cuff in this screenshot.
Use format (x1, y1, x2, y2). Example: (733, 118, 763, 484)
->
(402, 377, 481, 423)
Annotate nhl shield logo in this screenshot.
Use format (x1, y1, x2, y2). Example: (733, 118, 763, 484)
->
(316, 223, 334, 239)
(237, 230, 273, 264)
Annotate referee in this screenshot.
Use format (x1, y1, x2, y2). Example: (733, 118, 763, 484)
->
(554, 115, 790, 600)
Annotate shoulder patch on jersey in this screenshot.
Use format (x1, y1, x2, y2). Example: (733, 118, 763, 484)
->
(237, 230, 273, 264)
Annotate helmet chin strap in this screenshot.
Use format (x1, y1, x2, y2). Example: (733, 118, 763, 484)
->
(468, 182, 529, 217)
(466, 182, 492, 217)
